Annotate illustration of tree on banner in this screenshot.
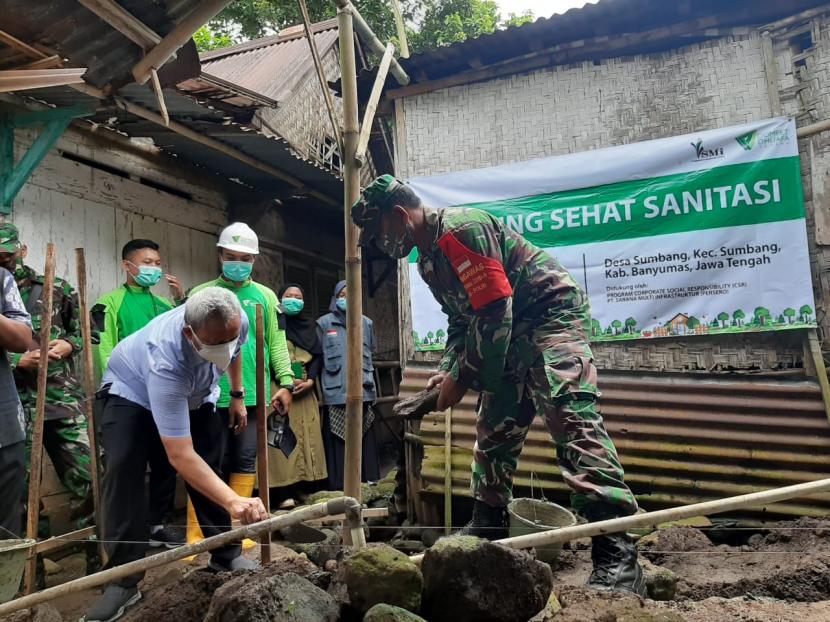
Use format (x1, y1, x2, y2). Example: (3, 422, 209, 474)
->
(624, 317, 637, 334)
(426, 331, 435, 344)
(754, 306, 771, 326)
(800, 304, 814, 323)
(717, 311, 729, 328)
(733, 309, 746, 327)
(436, 329, 446, 344)
(611, 319, 622, 334)
(783, 307, 796, 324)
(605, 326, 613, 335)
(590, 318, 601, 337)
(412, 331, 419, 345)
(687, 316, 700, 330)
(777, 314, 786, 324)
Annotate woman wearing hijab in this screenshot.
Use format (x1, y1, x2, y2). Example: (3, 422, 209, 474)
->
(316, 280, 381, 489)
(268, 284, 327, 503)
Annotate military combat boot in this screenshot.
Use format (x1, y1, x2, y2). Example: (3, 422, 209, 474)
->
(457, 500, 509, 540)
(586, 532, 646, 596)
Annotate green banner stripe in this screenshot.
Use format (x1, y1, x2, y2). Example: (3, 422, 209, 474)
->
(409, 157, 803, 262)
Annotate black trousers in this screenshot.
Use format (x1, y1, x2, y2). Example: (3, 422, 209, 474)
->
(147, 453, 177, 526)
(0, 441, 25, 538)
(100, 395, 239, 586)
(217, 407, 258, 477)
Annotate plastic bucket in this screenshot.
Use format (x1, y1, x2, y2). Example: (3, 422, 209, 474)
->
(507, 499, 577, 563)
(0, 539, 35, 604)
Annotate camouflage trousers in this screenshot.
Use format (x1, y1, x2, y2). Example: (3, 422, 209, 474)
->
(24, 414, 94, 535)
(471, 348, 638, 519)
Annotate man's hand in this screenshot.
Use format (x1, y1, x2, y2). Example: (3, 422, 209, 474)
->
(426, 371, 448, 391)
(436, 374, 468, 411)
(16, 349, 40, 370)
(165, 274, 184, 302)
(228, 398, 247, 435)
(47, 339, 73, 361)
(292, 378, 314, 398)
(271, 387, 293, 414)
(227, 495, 268, 524)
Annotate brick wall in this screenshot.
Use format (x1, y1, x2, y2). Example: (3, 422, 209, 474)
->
(397, 22, 830, 371)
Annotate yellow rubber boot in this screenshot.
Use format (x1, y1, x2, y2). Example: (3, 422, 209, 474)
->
(185, 497, 204, 562)
(229, 472, 258, 550)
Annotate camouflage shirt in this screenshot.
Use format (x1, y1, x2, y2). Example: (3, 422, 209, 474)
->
(417, 208, 593, 391)
(11, 264, 84, 420)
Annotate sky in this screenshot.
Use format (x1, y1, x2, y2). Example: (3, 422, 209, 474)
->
(496, 0, 598, 19)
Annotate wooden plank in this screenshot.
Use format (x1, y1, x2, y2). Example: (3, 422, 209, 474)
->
(150, 68, 169, 127)
(16, 55, 62, 70)
(0, 28, 43, 59)
(0, 68, 86, 93)
(34, 526, 96, 555)
(77, 0, 163, 50)
(807, 328, 830, 425)
(355, 42, 394, 165)
(24, 243, 56, 595)
(761, 32, 782, 116)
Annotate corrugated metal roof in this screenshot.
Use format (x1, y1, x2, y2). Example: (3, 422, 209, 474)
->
(199, 18, 339, 105)
(347, 0, 828, 95)
(401, 366, 830, 524)
(0, 0, 202, 88)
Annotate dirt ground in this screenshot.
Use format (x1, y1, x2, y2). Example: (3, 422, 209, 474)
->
(13, 517, 830, 621)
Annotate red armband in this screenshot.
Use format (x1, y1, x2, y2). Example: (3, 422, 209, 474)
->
(437, 232, 512, 311)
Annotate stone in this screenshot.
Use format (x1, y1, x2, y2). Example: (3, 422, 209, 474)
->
(303, 491, 345, 505)
(41, 558, 61, 575)
(640, 558, 677, 601)
(363, 604, 428, 622)
(204, 572, 339, 622)
(421, 536, 553, 622)
(3, 604, 62, 622)
(285, 527, 342, 567)
(341, 544, 423, 615)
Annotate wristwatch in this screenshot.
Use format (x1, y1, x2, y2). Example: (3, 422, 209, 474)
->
(229, 389, 245, 400)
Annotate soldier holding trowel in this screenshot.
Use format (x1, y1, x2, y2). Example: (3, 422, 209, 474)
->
(352, 175, 645, 596)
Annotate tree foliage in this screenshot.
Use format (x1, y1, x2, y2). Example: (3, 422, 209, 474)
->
(197, 0, 533, 54)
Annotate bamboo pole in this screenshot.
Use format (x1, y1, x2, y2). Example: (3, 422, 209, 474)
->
(443, 407, 452, 535)
(23, 242, 56, 595)
(389, 0, 409, 58)
(355, 42, 395, 165)
(74, 248, 104, 561)
(410, 476, 830, 564)
(0, 497, 363, 617)
(298, 0, 343, 154)
(255, 304, 271, 563)
(806, 328, 830, 424)
(338, 4, 364, 546)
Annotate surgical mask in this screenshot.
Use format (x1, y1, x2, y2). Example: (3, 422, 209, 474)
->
(282, 298, 304, 315)
(129, 263, 163, 288)
(222, 261, 253, 282)
(188, 328, 238, 370)
(376, 223, 415, 259)
(336, 298, 347, 313)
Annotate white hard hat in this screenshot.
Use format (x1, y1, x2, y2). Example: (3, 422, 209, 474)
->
(217, 222, 259, 255)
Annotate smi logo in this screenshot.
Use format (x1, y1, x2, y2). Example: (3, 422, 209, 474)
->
(691, 139, 724, 160)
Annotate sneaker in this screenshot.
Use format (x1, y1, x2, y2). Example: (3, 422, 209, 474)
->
(208, 555, 261, 573)
(85, 585, 142, 622)
(586, 533, 646, 596)
(456, 500, 509, 540)
(149, 525, 185, 549)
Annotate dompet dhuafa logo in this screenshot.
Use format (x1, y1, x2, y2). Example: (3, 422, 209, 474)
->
(736, 130, 758, 151)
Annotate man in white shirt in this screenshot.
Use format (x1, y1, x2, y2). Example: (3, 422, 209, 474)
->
(86, 287, 267, 622)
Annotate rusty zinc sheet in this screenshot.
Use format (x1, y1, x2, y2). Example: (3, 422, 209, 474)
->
(402, 365, 830, 522)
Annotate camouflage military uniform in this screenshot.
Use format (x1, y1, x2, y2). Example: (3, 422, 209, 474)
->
(11, 263, 92, 530)
(416, 207, 637, 519)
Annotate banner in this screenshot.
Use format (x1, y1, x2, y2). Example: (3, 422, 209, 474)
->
(408, 117, 815, 351)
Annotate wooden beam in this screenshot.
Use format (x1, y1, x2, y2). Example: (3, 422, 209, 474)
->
(807, 328, 830, 425)
(34, 526, 96, 555)
(0, 68, 86, 93)
(77, 0, 163, 50)
(15, 55, 62, 70)
(132, 0, 233, 84)
(0, 28, 44, 59)
(355, 42, 394, 165)
(761, 31, 782, 117)
(150, 68, 169, 127)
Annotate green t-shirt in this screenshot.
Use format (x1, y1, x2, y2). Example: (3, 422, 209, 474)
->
(91, 284, 174, 379)
(190, 277, 293, 407)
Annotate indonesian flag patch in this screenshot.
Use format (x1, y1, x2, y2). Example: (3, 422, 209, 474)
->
(437, 232, 513, 310)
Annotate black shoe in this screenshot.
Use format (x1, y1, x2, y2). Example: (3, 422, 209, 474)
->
(85, 585, 142, 622)
(586, 533, 646, 596)
(149, 525, 185, 549)
(456, 500, 509, 540)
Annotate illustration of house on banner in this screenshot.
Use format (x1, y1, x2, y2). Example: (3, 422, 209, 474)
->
(667, 313, 690, 335)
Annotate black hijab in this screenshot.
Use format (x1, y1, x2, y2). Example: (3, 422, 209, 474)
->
(278, 283, 322, 355)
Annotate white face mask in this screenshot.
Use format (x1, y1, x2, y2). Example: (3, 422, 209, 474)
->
(187, 327, 238, 370)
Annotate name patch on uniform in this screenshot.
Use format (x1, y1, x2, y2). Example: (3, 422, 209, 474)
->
(437, 232, 512, 310)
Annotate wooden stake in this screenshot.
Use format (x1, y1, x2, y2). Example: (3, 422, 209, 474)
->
(410, 476, 830, 564)
(338, 5, 365, 546)
(74, 248, 104, 560)
(806, 328, 830, 424)
(443, 407, 452, 535)
(23, 242, 56, 595)
(255, 304, 271, 563)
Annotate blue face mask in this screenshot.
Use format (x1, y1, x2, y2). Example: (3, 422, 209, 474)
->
(130, 263, 163, 288)
(335, 298, 347, 312)
(282, 298, 304, 315)
(222, 261, 253, 282)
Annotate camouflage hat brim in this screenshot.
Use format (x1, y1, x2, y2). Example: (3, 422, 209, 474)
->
(0, 241, 18, 252)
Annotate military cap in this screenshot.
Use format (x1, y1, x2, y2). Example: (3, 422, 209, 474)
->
(351, 174, 405, 245)
(0, 223, 20, 253)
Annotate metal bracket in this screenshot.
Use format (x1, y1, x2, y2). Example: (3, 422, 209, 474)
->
(0, 105, 93, 212)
